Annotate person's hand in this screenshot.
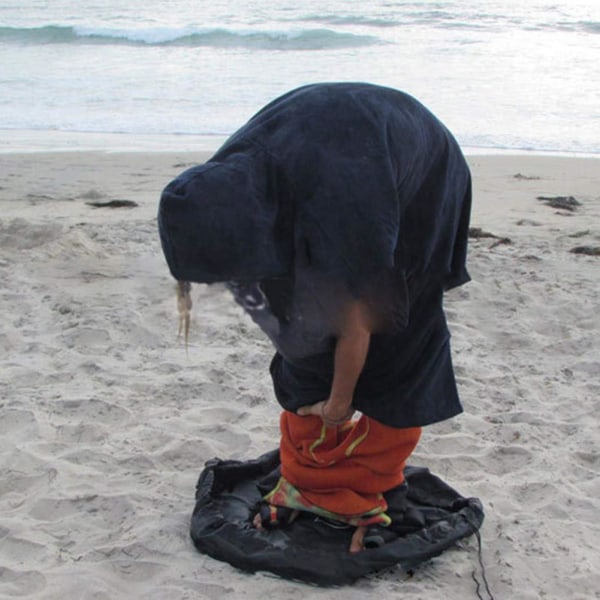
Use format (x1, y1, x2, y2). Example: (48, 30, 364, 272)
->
(297, 398, 354, 427)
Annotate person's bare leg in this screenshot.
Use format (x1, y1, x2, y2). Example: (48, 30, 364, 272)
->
(175, 281, 192, 348)
(350, 525, 367, 553)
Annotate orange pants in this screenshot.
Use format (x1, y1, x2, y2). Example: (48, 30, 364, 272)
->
(268, 411, 421, 525)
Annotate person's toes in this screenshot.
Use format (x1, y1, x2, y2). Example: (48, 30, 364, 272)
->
(350, 525, 367, 553)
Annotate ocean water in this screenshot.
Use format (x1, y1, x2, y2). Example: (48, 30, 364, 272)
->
(0, 0, 598, 154)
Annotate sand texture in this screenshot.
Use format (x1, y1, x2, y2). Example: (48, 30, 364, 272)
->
(0, 151, 598, 599)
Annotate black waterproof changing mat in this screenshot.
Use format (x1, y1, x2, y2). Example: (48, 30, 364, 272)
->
(190, 450, 484, 585)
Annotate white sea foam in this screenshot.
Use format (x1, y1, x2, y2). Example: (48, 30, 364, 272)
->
(0, 24, 380, 49)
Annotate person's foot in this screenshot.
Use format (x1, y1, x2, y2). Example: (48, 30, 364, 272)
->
(350, 525, 367, 553)
(252, 503, 299, 530)
(252, 511, 263, 530)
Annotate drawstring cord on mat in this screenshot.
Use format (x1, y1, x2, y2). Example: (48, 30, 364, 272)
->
(471, 530, 495, 600)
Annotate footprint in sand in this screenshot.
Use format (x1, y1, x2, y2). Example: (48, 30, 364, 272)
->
(483, 445, 534, 476)
(62, 327, 112, 349)
(0, 567, 46, 597)
(0, 219, 63, 250)
(51, 398, 131, 427)
(0, 464, 58, 498)
(0, 409, 38, 438)
(28, 493, 134, 526)
(0, 535, 48, 569)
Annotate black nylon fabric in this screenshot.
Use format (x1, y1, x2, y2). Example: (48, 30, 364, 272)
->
(190, 450, 485, 586)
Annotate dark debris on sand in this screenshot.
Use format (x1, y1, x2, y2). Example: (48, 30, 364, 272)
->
(537, 196, 582, 211)
(172, 162, 198, 169)
(86, 199, 139, 208)
(514, 173, 541, 180)
(468, 227, 512, 248)
(570, 246, 600, 256)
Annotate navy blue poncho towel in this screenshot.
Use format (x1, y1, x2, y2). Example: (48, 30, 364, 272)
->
(159, 83, 472, 428)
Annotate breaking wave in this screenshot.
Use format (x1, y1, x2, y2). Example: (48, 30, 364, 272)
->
(0, 24, 383, 50)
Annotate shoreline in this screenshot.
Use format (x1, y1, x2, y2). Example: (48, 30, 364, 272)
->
(1, 128, 599, 159)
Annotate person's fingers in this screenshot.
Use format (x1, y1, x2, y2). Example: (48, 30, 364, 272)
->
(296, 401, 325, 417)
(350, 526, 367, 553)
(252, 513, 263, 530)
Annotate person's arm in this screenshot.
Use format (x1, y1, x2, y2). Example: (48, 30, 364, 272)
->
(297, 301, 372, 425)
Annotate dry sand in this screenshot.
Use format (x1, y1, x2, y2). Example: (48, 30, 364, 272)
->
(0, 151, 598, 599)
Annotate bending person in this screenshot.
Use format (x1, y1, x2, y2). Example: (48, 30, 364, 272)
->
(158, 83, 472, 553)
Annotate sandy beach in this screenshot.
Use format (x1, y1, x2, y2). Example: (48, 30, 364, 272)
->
(0, 150, 598, 599)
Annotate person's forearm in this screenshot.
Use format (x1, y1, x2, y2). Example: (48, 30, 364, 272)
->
(327, 301, 372, 413)
(329, 328, 370, 409)
(296, 301, 373, 423)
